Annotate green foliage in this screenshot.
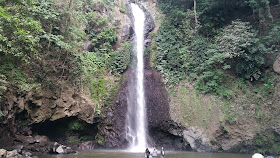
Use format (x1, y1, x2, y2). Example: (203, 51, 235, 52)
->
(253, 131, 280, 154)
(95, 134, 105, 146)
(149, 41, 158, 68)
(0, 0, 43, 63)
(195, 69, 225, 94)
(263, 21, 280, 51)
(217, 20, 267, 80)
(154, 11, 198, 85)
(110, 42, 133, 73)
(0, 75, 7, 95)
(246, 0, 273, 24)
(0, 74, 6, 118)
(156, 0, 272, 96)
(91, 77, 106, 100)
(67, 138, 81, 143)
(0, 57, 40, 92)
(68, 121, 86, 131)
(119, 4, 126, 14)
(0, 0, 126, 120)
(85, 7, 117, 52)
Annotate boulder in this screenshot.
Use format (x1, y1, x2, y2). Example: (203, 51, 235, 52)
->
(53, 142, 75, 154)
(34, 135, 50, 145)
(183, 127, 212, 152)
(79, 141, 95, 150)
(0, 149, 7, 157)
(22, 151, 32, 157)
(14, 145, 23, 153)
(6, 150, 18, 158)
(273, 54, 280, 74)
(15, 135, 50, 145)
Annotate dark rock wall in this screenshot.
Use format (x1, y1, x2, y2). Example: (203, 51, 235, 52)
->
(100, 55, 186, 149)
(98, 2, 188, 150)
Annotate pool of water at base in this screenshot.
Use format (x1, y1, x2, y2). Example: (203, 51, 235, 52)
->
(38, 150, 254, 158)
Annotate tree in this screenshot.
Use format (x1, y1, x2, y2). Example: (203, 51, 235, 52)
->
(216, 20, 267, 80)
(194, 0, 198, 29)
(246, 0, 273, 29)
(0, 1, 43, 63)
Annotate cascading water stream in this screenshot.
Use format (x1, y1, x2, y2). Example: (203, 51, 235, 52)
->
(125, 3, 147, 152)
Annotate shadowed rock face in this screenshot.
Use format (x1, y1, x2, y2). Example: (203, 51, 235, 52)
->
(1, 89, 96, 125)
(99, 55, 187, 149)
(0, 88, 96, 150)
(97, 2, 187, 150)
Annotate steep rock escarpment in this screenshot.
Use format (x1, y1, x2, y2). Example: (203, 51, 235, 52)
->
(99, 57, 187, 149)
(0, 0, 131, 152)
(99, 1, 191, 150)
(103, 0, 280, 154)
(0, 87, 96, 148)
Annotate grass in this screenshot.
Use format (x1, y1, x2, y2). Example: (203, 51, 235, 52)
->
(169, 80, 222, 130)
(168, 71, 280, 152)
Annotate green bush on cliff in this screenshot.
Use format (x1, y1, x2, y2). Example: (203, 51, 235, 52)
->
(68, 121, 86, 131)
(155, 0, 272, 95)
(216, 20, 267, 81)
(91, 77, 106, 101)
(0, 74, 6, 118)
(253, 131, 280, 154)
(0, 0, 126, 109)
(110, 42, 133, 73)
(0, 1, 43, 63)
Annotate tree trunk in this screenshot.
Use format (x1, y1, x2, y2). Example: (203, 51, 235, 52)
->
(265, 0, 273, 22)
(69, 0, 73, 9)
(194, 0, 198, 29)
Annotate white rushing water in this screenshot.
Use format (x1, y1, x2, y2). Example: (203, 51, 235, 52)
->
(126, 3, 147, 152)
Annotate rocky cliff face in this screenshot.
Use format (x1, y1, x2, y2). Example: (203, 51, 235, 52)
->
(0, 85, 96, 148)
(98, 0, 187, 150)
(101, 0, 280, 154)
(1, 0, 280, 155)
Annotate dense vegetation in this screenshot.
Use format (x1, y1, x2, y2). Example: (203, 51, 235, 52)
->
(150, 0, 280, 94)
(149, 0, 280, 153)
(148, 0, 280, 153)
(0, 0, 132, 117)
(1, 0, 280, 154)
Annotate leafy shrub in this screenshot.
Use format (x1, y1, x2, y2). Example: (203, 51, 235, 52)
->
(263, 21, 280, 51)
(0, 1, 43, 63)
(110, 42, 133, 73)
(195, 69, 225, 94)
(91, 77, 106, 101)
(216, 20, 267, 80)
(149, 41, 158, 68)
(68, 121, 86, 131)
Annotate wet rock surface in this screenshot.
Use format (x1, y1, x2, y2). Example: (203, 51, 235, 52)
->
(0, 148, 38, 158)
(79, 141, 95, 150)
(183, 127, 212, 152)
(52, 142, 75, 154)
(99, 0, 189, 150)
(125, 1, 155, 38)
(100, 55, 187, 149)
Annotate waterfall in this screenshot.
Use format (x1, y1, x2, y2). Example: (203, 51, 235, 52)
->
(125, 3, 147, 152)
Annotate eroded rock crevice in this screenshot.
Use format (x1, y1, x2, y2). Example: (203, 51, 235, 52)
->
(31, 117, 98, 144)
